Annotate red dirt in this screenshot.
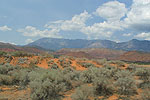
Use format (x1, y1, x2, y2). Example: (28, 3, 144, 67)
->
(0, 86, 31, 100)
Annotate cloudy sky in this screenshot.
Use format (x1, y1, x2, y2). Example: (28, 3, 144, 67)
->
(0, 0, 150, 45)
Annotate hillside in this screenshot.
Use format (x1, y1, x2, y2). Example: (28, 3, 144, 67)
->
(28, 38, 150, 52)
(0, 53, 150, 100)
(54, 48, 125, 60)
(54, 48, 150, 62)
(0, 42, 46, 54)
(120, 51, 150, 62)
(2, 41, 150, 62)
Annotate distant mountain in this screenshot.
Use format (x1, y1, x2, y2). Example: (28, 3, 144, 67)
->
(120, 51, 150, 62)
(28, 38, 150, 52)
(54, 48, 125, 60)
(54, 48, 150, 62)
(0, 42, 46, 54)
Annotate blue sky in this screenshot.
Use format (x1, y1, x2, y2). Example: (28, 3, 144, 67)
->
(0, 0, 150, 45)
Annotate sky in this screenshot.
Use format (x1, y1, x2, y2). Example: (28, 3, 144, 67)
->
(0, 0, 150, 45)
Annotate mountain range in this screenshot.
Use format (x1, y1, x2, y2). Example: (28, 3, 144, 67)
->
(28, 38, 150, 52)
(0, 42, 46, 54)
(1, 38, 150, 62)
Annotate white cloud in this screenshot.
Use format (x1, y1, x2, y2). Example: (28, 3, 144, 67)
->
(125, 0, 150, 32)
(95, 1, 127, 21)
(19, 0, 150, 40)
(45, 11, 91, 31)
(0, 25, 12, 31)
(123, 33, 132, 37)
(17, 26, 61, 38)
(135, 32, 150, 40)
(45, 7, 126, 39)
(25, 39, 33, 44)
(81, 21, 124, 39)
(0, 40, 16, 45)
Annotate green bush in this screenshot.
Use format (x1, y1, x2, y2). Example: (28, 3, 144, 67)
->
(71, 84, 94, 100)
(11, 51, 33, 57)
(78, 62, 96, 68)
(135, 67, 150, 81)
(18, 57, 28, 64)
(115, 77, 137, 95)
(80, 67, 115, 96)
(63, 67, 80, 82)
(93, 77, 114, 96)
(127, 64, 137, 71)
(114, 70, 133, 80)
(29, 69, 72, 100)
(51, 63, 59, 69)
(93, 58, 107, 65)
(59, 58, 72, 68)
(0, 51, 7, 57)
(80, 67, 99, 83)
(80, 67, 116, 84)
(141, 89, 150, 100)
(0, 63, 19, 74)
(11, 68, 30, 86)
(0, 74, 13, 85)
(109, 60, 125, 67)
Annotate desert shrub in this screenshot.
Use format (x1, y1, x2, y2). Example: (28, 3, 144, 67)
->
(31, 58, 39, 65)
(48, 59, 54, 63)
(29, 69, 72, 100)
(135, 67, 150, 81)
(0, 74, 13, 85)
(78, 62, 96, 68)
(63, 67, 80, 81)
(103, 64, 119, 77)
(93, 58, 107, 65)
(59, 58, 72, 68)
(44, 54, 54, 58)
(114, 70, 133, 80)
(51, 63, 59, 69)
(93, 77, 114, 96)
(0, 63, 19, 74)
(80, 67, 116, 84)
(0, 51, 7, 57)
(10, 68, 30, 86)
(53, 55, 60, 58)
(139, 82, 150, 89)
(118, 96, 130, 100)
(28, 61, 36, 68)
(80, 67, 99, 83)
(115, 77, 137, 95)
(4, 56, 13, 63)
(71, 84, 94, 100)
(126, 64, 137, 72)
(109, 60, 125, 67)
(11, 51, 33, 57)
(141, 89, 150, 100)
(18, 57, 28, 64)
(80, 67, 115, 96)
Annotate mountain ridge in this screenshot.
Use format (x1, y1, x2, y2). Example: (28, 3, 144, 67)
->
(27, 38, 150, 52)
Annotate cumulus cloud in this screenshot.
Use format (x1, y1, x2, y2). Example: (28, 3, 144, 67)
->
(81, 21, 124, 39)
(0, 40, 16, 45)
(95, 1, 127, 21)
(17, 26, 61, 38)
(18, 0, 150, 41)
(25, 39, 33, 44)
(45, 11, 91, 31)
(0, 25, 12, 31)
(45, 7, 126, 39)
(125, 0, 150, 32)
(123, 33, 132, 37)
(135, 32, 150, 40)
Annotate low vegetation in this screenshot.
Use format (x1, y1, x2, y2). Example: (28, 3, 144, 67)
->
(0, 51, 150, 100)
